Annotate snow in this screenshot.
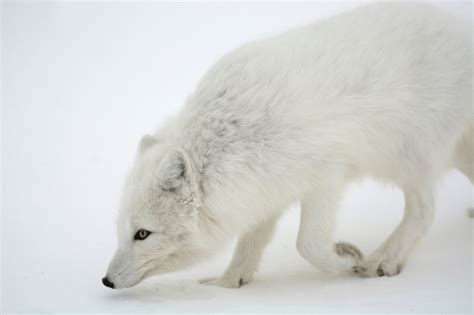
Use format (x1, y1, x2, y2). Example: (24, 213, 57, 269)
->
(2, 1, 472, 313)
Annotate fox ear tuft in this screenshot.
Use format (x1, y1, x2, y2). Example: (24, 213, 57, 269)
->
(157, 149, 193, 192)
(139, 134, 157, 154)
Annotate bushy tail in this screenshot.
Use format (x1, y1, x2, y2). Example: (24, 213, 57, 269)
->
(454, 122, 474, 183)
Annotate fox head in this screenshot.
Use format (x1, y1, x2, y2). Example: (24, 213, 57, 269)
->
(103, 135, 214, 289)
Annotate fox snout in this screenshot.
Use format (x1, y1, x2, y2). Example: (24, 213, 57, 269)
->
(102, 276, 115, 289)
(102, 250, 148, 289)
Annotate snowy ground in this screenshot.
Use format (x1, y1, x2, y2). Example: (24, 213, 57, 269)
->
(2, 1, 473, 313)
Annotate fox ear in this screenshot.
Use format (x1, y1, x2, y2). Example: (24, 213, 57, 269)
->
(138, 134, 157, 154)
(157, 149, 195, 192)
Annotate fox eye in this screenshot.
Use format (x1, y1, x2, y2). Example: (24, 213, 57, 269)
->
(134, 229, 151, 241)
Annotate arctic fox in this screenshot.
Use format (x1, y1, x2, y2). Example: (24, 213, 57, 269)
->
(103, 3, 472, 289)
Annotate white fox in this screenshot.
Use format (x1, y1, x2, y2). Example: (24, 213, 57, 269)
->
(103, 3, 472, 289)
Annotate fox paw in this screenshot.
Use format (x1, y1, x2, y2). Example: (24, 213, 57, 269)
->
(199, 271, 252, 289)
(353, 255, 403, 277)
(334, 241, 364, 263)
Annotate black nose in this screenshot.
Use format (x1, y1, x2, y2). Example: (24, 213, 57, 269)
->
(102, 277, 115, 289)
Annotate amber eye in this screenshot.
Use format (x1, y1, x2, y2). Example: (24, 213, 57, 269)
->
(134, 229, 151, 241)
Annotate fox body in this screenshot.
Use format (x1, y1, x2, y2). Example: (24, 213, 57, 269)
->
(104, 3, 472, 289)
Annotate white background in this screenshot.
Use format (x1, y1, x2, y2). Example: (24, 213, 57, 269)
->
(2, 1, 473, 313)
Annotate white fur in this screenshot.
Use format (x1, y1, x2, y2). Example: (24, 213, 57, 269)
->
(104, 3, 473, 289)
